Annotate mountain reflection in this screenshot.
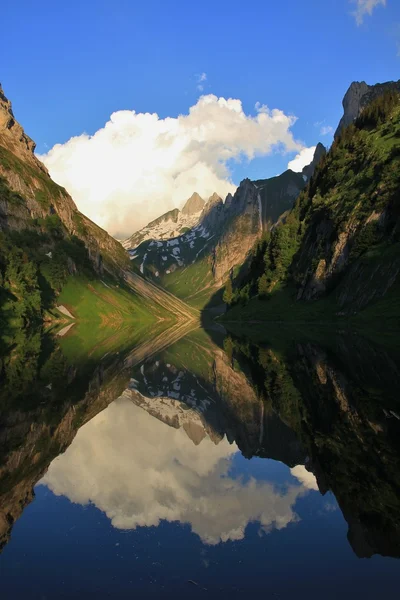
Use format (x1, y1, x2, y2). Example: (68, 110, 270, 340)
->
(41, 396, 316, 545)
(1, 324, 400, 561)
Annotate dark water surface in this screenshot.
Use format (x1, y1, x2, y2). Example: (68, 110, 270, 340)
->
(0, 325, 399, 599)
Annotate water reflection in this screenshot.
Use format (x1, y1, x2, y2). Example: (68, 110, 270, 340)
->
(41, 397, 316, 545)
(1, 323, 400, 566)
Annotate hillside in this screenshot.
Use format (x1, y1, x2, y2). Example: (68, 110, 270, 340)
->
(0, 85, 128, 274)
(0, 84, 195, 341)
(222, 83, 400, 323)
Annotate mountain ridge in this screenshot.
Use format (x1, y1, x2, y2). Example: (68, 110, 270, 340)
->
(123, 146, 324, 308)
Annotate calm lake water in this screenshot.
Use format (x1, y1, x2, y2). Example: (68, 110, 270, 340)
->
(0, 325, 399, 598)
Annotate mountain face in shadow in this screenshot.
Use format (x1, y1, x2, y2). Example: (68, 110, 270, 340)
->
(1, 324, 400, 559)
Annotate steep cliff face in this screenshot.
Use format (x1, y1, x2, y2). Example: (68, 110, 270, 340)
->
(181, 192, 205, 215)
(335, 79, 400, 138)
(0, 84, 128, 274)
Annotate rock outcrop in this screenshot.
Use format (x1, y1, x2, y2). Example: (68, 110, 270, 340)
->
(301, 142, 326, 180)
(335, 79, 400, 138)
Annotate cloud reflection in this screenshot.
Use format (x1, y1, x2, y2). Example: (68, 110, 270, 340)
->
(41, 397, 315, 545)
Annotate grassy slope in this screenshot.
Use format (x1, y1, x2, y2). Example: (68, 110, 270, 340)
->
(52, 274, 170, 360)
(160, 256, 215, 309)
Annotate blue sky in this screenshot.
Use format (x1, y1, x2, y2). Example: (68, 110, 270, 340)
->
(2, 0, 399, 234)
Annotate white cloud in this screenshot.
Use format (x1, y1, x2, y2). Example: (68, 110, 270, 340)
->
(40, 396, 314, 545)
(287, 146, 316, 172)
(290, 465, 319, 491)
(320, 125, 334, 136)
(38, 95, 303, 237)
(351, 0, 386, 26)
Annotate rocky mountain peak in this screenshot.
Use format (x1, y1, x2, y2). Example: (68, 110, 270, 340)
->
(0, 83, 41, 167)
(181, 192, 205, 215)
(201, 192, 224, 230)
(335, 79, 400, 138)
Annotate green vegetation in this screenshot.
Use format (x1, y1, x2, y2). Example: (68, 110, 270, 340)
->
(0, 161, 161, 347)
(55, 275, 159, 359)
(161, 255, 215, 309)
(222, 91, 400, 323)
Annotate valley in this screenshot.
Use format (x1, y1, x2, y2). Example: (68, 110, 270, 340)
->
(2, 3, 400, 598)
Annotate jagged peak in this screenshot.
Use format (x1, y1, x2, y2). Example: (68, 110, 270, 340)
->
(181, 192, 205, 215)
(207, 192, 222, 204)
(203, 192, 223, 213)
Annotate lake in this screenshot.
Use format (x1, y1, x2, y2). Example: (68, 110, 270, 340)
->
(0, 324, 399, 598)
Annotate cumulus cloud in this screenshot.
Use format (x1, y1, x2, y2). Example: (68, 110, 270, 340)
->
(40, 397, 314, 545)
(38, 95, 303, 237)
(287, 146, 316, 172)
(351, 0, 386, 26)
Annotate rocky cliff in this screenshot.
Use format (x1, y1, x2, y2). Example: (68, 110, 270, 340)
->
(0, 83, 128, 275)
(181, 192, 205, 215)
(335, 79, 400, 138)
